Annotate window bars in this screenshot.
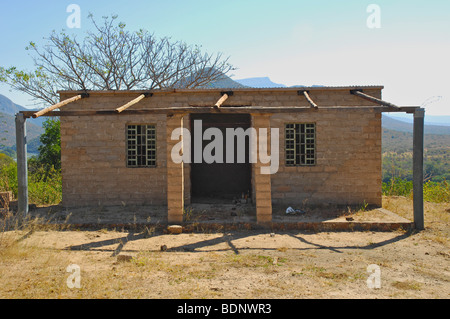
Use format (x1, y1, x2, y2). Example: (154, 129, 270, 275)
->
(285, 123, 316, 166)
(126, 124, 156, 167)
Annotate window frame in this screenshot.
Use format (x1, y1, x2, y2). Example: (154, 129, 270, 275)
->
(126, 123, 157, 168)
(284, 122, 316, 166)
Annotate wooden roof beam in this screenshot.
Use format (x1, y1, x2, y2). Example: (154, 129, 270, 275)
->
(20, 105, 419, 118)
(298, 90, 318, 108)
(115, 93, 152, 113)
(350, 89, 399, 109)
(32, 93, 89, 118)
(214, 91, 233, 108)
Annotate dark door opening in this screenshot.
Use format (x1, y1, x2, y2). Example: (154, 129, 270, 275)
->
(190, 113, 251, 203)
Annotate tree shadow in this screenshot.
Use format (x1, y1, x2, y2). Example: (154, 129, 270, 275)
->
(67, 231, 149, 257)
(286, 231, 413, 254)
(64, 228, 415, 258)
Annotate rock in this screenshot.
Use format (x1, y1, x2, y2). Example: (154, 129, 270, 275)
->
(160, 245, 167, 251)
(167, 225, 182, 234)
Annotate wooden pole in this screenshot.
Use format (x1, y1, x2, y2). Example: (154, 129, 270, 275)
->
(19, 106, 420, 118)
(302, 91, 318, 108)
(115, 94, 148, 113)
(413, 108, 425, 230)
(15, 113, 28, 218)
(350, 90, 399, 109)
(32, 94, 86, 118)
(214, 93, 229, 108)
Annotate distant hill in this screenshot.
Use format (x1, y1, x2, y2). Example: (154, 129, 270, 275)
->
(235, 77, 286, 88)
(174, 68, 248, 89)
(0, 94, 44, 157)
(0, 94, 28, 115)
(0, 94, 45, 157)
(382, 127, 450, 181)
(385, 113, 450, 126)
(198, 73, 249, 89)
(234, 77, 325, 88)
(382, 115, 450, 135)
(0, 94, 45, 127)
(0, 111, 44, 147)
(382, 127, 450, 153)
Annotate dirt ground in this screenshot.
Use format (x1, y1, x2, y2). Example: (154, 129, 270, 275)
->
(0, 197, 448, 299)
(17, 198, 412, 226)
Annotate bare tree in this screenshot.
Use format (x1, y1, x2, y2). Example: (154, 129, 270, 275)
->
(0, 14, 234, 105)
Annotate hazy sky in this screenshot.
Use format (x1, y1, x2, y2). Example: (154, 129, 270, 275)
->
(0, 0, 449, 115)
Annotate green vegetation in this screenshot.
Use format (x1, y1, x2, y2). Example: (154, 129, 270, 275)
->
(382, 126, 450, 203)
(382, 177, 449, 203)
(0, 118, 61, 205)
(36, 119, 60, 171)
(383, 151, 450, 183)
(382, 128, 450, 183)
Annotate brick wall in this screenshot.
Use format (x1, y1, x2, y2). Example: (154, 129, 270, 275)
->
(60, 88, 382, 208)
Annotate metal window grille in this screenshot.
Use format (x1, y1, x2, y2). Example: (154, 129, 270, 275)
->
(285, 123, 316, 166)
(126, 124, 156, 167)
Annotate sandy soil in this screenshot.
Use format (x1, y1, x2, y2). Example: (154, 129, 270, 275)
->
(23, 201, 411, 226)
(0, 226, 448, 299)
(0, 198, 448, 299)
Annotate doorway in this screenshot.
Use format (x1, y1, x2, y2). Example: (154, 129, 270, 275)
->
(190, 113, 252, 203)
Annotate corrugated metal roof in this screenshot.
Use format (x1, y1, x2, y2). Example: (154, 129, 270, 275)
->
(58, 85, 384, 94)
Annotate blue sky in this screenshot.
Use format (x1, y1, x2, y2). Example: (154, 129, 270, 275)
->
(0, 0, 449, 115)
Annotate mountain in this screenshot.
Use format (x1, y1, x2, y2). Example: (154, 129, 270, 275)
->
(0, 94, 45, 127)
(235, 77, 286, 88)
(382, 115, 450, 135)
(198, 73, 249, 89)
(0, 94, 28, 115)
(0, 111, 44, 147)
(0, 94, 44, 156)
(385, 113, 450, 126)
(382, 127, 450, 152)
(234, 77, 325, 88)
(174, 68, 248, 89)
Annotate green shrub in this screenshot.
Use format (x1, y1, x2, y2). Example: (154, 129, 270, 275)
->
(383, 178, 449, 203)
(423, 180, 450, 203)
(0, 161, 18, 197)
(0, 159, 61, 205)
(382, 178, 413, 198)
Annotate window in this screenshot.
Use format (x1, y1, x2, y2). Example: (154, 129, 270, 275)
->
(285, 123, 316, 166)
(126, 124, 156, 167)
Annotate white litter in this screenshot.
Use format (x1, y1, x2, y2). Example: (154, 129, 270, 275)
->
(285, 207, 306, 215)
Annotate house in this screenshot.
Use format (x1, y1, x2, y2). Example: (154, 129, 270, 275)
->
(16, 86, 425, 228)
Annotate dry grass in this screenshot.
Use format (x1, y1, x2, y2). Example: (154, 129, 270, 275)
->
(0, 196, 449, 299)
(383, 195, 450, 245)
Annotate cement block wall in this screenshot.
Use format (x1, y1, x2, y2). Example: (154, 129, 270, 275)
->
(271, 109, 382, 207)
(59, 88, 382, 208)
